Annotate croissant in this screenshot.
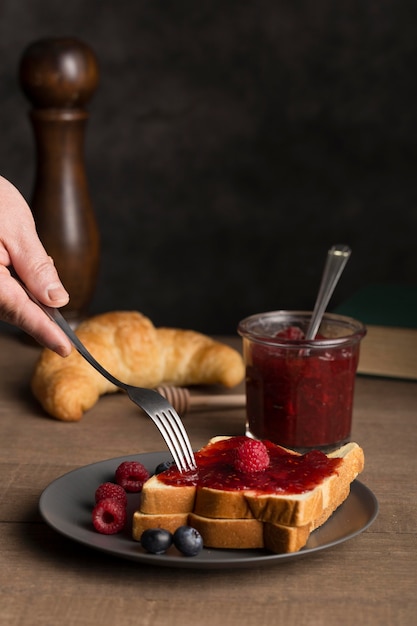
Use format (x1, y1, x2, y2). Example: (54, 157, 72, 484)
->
(31, 311, 245, 422)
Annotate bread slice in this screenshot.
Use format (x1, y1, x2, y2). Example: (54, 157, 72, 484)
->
(133, 436, 364, 553)
(187, 513, 264, 549)
(140, 476, 196, 514)
(187, 513, 313, 552)
(243, 443, 363, 527)
(139, 439, 364, 526)
(132, 511, 312, 553)
(132, 512, 189, 537)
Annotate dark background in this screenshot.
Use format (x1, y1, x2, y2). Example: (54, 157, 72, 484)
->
(1, 1, 416, 334)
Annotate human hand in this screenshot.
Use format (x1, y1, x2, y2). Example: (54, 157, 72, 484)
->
(0, 175, 72, 356)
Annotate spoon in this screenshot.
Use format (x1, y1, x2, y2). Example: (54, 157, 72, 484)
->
(305, 244, 351, 340)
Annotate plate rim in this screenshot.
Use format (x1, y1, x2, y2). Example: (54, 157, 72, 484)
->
(39, 451, 379, 569)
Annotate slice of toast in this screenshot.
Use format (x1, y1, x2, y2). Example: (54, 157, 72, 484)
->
(185, 513, 313, 553)
(133, 436, 364, 553)
(132, 512, 189, 537)
(187, 513, 264, 550)
(132, 511, 312, 552)
(242, 443, 363, 526)
(140, 476, 196, 514)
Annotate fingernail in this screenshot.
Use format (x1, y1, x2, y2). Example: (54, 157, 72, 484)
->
(54, 344, 72, 358)
(47, 283, 69, 303)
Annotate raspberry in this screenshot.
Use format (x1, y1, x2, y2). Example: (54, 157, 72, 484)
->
(276, 325, 305, 341)
(234, 439, 270, 474)
(115, 460, 150, 492)
(92, 498, 127, 534)
(95, 482, 128, 506)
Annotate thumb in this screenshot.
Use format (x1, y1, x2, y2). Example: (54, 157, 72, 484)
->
(13, 255, 69, 308)
(0, 176, 69, 307)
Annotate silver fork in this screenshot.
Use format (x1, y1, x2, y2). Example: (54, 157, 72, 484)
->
(21, 283, 197, 473)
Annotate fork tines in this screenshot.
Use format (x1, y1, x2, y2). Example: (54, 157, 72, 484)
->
(154, 409, 197, 473)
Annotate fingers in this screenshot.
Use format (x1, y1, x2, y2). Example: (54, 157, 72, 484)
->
(0, 176, 69, 307)
(0, 176, 72, 355)
(0, 268, 72, 356)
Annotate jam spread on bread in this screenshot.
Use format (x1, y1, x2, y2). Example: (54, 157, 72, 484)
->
(134, 438, 364, 553)
(157, 436, 342, 494)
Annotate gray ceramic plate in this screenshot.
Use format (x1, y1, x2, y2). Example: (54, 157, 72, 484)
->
(39, 451, 379, 569)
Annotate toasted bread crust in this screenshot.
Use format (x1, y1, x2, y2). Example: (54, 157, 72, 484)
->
(140, 474, 196, 514)
(245, 443, 364, 526)
(263, 521, 311, 554)
(188, 513, 264, 549)
(132, 512, 189, 537)
(194, 487, 255, 519)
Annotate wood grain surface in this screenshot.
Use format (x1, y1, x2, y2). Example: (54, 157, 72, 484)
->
(0, 330, 416, 626)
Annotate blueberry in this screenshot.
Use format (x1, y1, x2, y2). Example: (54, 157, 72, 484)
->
(173, 526, 203, 557)
(140, 528, 173, 554)
(154, 460, 174, 474)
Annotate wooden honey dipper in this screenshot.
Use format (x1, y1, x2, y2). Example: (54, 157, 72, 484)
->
(155, 386, 246, 416)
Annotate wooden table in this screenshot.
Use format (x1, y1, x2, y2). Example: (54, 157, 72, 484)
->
(0, 329, 416, 626)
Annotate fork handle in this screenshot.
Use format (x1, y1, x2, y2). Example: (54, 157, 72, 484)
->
(16, 277, 127, 391)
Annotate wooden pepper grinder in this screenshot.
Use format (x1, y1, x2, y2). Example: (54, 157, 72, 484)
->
(19, 37, 100, 326)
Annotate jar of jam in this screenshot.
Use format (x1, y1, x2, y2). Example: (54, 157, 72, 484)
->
(238, 311, 366, 452)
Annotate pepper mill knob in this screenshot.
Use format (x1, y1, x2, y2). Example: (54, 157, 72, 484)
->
(19, 37, 100, 326)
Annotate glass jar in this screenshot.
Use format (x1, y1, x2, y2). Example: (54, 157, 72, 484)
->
(238, 311, 366, 452)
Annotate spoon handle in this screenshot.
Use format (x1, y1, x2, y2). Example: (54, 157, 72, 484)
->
(305, 244, 351, 340)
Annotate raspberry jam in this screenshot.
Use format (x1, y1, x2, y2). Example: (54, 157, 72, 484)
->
(238, 312, 366, 451)
(157, 436, 342, 494)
